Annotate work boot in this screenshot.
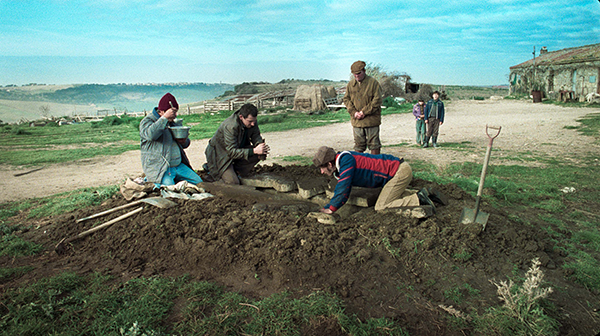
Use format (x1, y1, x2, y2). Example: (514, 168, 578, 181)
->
(422, 137, 430, 148)
(417, 188, 436, 213)
(432, 136, 438, 148)
(427, 187, 449, 206)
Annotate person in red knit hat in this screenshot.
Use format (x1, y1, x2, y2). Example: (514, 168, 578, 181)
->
(139, 93, 202, 186)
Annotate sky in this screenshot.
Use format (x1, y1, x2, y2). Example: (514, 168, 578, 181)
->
(0, 0, 599, 86)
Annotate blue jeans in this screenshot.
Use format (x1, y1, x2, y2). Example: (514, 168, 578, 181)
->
(155, 164, 202, 188)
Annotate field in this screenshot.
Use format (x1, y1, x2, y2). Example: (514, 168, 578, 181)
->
(1, 98, 599, 335)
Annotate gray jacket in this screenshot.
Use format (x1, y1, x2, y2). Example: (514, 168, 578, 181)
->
(140, 108, 192, 183)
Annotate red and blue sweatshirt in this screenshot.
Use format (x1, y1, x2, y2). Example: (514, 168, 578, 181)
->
(324, 151, 403, 212)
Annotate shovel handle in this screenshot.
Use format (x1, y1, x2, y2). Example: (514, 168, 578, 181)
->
(61, 207, 144, 246)
(486, 125, 502, 143)
(76, 200, 142, 223)
(474, 125, 502, 213)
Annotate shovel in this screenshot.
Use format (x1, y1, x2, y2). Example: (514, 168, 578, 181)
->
(55, 206, 144, 254)
(76, 196, 176, 223)
(459, 125, 502, 230)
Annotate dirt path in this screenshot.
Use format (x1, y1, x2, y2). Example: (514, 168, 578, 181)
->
(1, 99, 598, 203)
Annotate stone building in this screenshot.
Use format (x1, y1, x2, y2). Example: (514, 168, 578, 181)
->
(509, 43, 600, 101)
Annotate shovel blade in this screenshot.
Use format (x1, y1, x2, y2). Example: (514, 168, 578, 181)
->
(459, 207, 490, 226)
(141, 197, 177, 208)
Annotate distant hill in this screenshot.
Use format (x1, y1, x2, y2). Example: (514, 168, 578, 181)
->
(0, 80, 350, 123)
(0, 82, 234, 113)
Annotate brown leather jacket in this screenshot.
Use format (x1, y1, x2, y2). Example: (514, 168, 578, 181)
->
(343, 75, 382, 128)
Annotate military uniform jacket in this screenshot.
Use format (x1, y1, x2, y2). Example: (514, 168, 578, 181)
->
(343, 75, 383, 128)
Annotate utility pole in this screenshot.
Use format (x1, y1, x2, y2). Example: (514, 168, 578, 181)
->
(532, 46, 536, 91)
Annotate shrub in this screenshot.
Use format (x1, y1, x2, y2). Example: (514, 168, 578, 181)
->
(382, 96, 401, 108)
(474, 258, 559, 335)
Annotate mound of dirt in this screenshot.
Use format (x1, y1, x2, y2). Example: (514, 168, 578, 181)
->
(4, 164, 596, 335)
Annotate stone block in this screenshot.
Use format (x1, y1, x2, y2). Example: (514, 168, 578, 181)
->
(306, 212, 337, 225)
(296, 179, 327, 199)
(380, 205, 435, 218)
(240, 173, 296, 192)
(310, 194, 330, 207)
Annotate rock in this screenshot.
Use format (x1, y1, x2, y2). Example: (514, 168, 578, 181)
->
(306, 212, 337, 225)
(335, 204, 362, 219)
(296, 179, 326, 199)
(380, 205, 435, 218)
(240, 173, 296, 192)
(310, 194, 330, 207)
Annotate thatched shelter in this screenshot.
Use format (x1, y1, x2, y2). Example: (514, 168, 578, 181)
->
(293, 85, 337, 112)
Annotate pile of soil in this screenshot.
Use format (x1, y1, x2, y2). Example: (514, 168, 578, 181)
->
(3, 164, 597, 335)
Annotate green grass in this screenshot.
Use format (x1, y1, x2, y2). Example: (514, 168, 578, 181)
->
(453, 249, 473, 262)
(0, 266, 34, 282)
(436, 141, 475, 149)
(414, 160, 599, 209)
(27, 185, 119, 218)
(413, 153, 600, 292)
(280, 155, 312, 165)
(1, 104, 598, 334)
(1, 105, 412, 166)
(0, 201, 34, 222)
(0, 186, 119, 261)
(571, 112, 600, 138)
(0, 119, 141, 166)
(0, 185, 119, 218)
(0, 234, 42, 257)
(1, 272, 408, 336)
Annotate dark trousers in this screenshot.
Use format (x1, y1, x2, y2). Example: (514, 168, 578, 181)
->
(426, 118, 441, 138)
(221, 155, 260, 185)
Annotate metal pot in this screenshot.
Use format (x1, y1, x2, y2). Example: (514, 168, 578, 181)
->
(168, 126, 190, 139)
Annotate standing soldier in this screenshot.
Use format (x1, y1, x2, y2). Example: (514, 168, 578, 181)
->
(343, 60, 383, 155)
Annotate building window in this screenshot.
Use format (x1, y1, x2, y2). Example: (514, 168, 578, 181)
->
(590, 76, 596, 83)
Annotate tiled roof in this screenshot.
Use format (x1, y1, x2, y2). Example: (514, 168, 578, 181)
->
(510, 43, 600, 69)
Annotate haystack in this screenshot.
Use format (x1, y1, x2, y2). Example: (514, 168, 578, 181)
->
(293, 85, 337, 112)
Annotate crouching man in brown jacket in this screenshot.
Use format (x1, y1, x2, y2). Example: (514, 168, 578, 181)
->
(204, 103, 270, 184)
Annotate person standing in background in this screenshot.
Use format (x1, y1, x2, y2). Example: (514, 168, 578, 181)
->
(413, 99, 426, 146)
(342, 60, 383, 155)
(423, 91, 445, 148)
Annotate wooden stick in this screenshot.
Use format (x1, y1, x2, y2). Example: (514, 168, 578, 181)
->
(76, 200, 142, 223)
(14, 166, 45, 177)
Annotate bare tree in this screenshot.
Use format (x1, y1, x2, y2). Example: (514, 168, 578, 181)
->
(415, 84, 434, 102)
(364, 63, 412, 98)
(39, 104, 51, 119)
